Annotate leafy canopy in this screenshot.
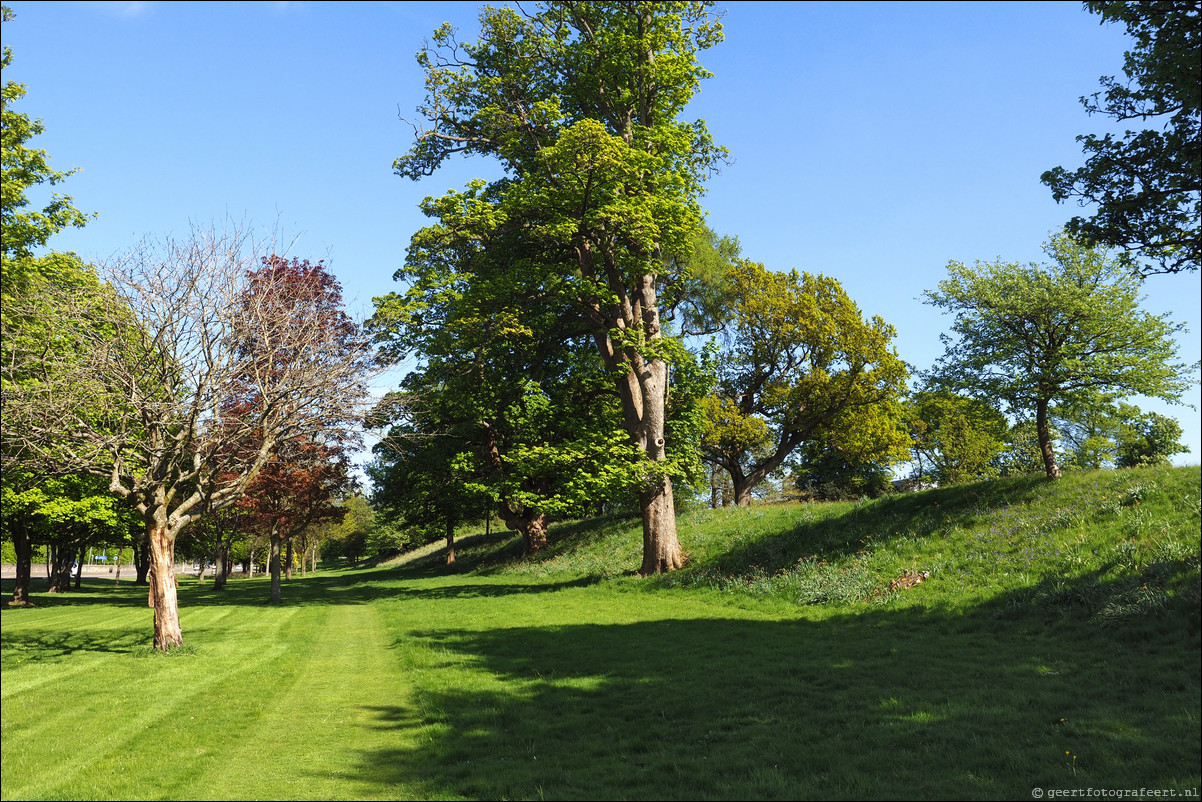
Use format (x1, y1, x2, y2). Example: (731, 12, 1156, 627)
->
(703, 259, 910, 503)
(924, 232, 1194, 477)
(925, 232, 1192, 409)
(1041, 1, 1200, 274)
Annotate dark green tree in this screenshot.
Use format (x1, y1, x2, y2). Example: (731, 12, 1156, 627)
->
(1041, 1, 1200, 274)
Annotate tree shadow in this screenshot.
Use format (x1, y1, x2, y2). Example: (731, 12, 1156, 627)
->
(323, 576, 1198, 800)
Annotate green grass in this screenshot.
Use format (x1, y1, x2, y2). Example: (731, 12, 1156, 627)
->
(2, 466, 1199, 800)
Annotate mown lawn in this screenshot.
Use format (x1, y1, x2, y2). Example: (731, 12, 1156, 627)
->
(2, 467, 1199, 800)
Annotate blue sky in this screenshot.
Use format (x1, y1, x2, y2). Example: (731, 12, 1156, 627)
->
(6, 0, 1200, 468)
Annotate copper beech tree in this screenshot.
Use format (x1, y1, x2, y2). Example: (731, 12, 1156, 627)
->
(0, 227, 374, 650)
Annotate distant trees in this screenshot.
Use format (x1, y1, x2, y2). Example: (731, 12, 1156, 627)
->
(1042, 1, 1200, 275)
(701, 260, 909, 505)
(924, 233, 1192, 479)
(1, 229, 374, 650)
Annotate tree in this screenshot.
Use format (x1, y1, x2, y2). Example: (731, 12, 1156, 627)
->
(907, 391, 1010, 485)
(1114, 405, 1189, 467)
(1041, 1, 1200, 275)
(394, 2, 726, 574)
(371, 215, 648, 558)
(241, 435, 355, 603)
(2, 9, 94, 604)
(701, 259, 910, 505)
(1, 228, 375, 649)
(924, 232, 1193, 479)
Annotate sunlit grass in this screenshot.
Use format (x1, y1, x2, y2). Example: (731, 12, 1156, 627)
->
(1, 466, 1198, 800)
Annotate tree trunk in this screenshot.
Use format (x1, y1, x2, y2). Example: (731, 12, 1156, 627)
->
(8, 516, 34, 607)
(497, 504, 549, 555)
(133, 533, 151, 585)
(445, 515, 456, 565)
(114, 545, 125, 587)
(732, 476, 755, 507)
(213, 542, 228, 591)
(1036, 397, 1062, 479)
(74, 544, 86, 589)
(147, 523, 183, 650)
(269, 530, 283, 603)
(640, 474, 683, 575)
(48, 546, 74, 593)
(285, 539, 294, 581)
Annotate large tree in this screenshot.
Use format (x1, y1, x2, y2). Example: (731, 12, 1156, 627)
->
(1041, 1, 1200, 275)
(393, 2, 725, 574)
(701, 259, 910, 506)
(924, 232, 1193, 479)
(1, 230, 375, 649)
(1, 8, 95, 605)
(371, 213, 649, 558)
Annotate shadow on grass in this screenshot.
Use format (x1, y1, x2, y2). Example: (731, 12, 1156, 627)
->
(1, 561, 600, 615)
(334, 578, 1199, 801)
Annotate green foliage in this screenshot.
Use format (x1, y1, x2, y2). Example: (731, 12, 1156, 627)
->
(703, 259, 910, 503)
(789, 440, 894, 501)
(994, 419, 1052, 477)
(925, 232, 1193, 477)
(1, 7, 92, 278)
(1041, 1, 1200, 274)
(392, 3, 731, 568)
(907, 391, 1009, 484)
(1115, 406, 1189, 467)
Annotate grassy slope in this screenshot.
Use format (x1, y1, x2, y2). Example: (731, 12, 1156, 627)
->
(1, 466, 1198, 800)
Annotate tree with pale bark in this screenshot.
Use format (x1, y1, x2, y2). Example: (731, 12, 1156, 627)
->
(1, 228, 375, 650)
(392, 1, 726, 574)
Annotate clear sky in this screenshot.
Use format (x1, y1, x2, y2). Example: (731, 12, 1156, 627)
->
(5, 0, 1200, 470)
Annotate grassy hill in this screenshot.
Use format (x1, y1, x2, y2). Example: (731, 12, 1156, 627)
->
(1, 465, 1198, 800)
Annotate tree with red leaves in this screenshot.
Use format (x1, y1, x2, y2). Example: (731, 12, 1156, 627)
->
(241, 435, 356, 603)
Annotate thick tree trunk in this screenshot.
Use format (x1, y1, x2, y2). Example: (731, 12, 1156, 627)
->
(48, 546, 73, 593)
(269, 531, 283, 603)
(1036, 398, 1062, 479)
(640, 474, 683, 575)
(497, 504, 549, 555)
(733, 476, 755, 507)
(147, 524, 183, 651)
(8, 516, 34, 607)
